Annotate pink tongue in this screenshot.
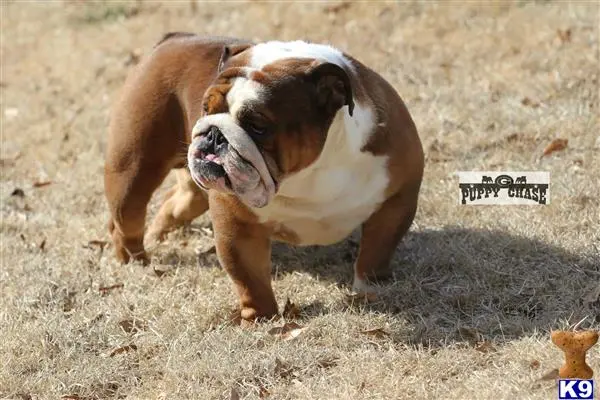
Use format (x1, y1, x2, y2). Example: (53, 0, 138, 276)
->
(205, 154, 223, 165)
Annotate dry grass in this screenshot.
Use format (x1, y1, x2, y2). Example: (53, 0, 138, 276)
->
(1, 1, 599, 399)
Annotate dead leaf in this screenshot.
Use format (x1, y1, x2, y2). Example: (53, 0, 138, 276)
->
(557, 28, 572, 43)
(109, 343, 138, 357)
(86, 240, 108, 250)
(99, 283, 124, 296)
(153, 266, 172, 278)
(274, 357, 293, 378)
(89, 313, 105, 325)
(118, 318, 147, 333)
(530, 359, 541, 370)
(62, 291, 77, 312)
(11, 188, 25, 197)
(268, 321, 307, 341)
(345, 292, 378, 304)
(474, 340, 496, 353)
(230, 387, 240, 400)
(33, 180, 52, 188)
(14, 394, 32, 400)
(317, 357, 338, 369)
(542, 138, 568, 157)
(38, 238, 47, 251)
(583, 283, 600, 307)
(521, 97, 540, 108)
(506, 132, 520, 142)
(324, 2, 351, 13)
(189, 0, 198, 13)
(539, 368, 559, 381)
(196, 242, 216, 256)
(259, 385, 270, 398)
(457, 326, 482, 343)
(360, 327, 390, 339)
(282, 298, 300, 320)
(124, 49, 142, 66)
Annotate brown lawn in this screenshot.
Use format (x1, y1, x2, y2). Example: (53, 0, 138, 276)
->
(1, 1, 598, 399)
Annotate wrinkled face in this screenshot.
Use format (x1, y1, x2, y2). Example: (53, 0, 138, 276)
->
(187, 46, 354, 208)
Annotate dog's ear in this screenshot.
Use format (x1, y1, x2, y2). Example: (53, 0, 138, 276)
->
(219, 43, 253, 72)
(305, 61, 354, 117)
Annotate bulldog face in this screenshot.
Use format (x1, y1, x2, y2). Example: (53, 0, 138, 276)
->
(188, 44, 354, 208)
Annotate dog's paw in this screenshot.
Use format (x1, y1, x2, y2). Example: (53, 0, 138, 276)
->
(145, 228, 167, 246)
(352, 275, 378, 294)
(113, 235, 150, 265)
(115, 246, 150, 266)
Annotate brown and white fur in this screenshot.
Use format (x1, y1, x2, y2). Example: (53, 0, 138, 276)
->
(104, 34, 424, 321)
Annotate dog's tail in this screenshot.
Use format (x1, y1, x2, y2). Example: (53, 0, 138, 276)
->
(154, 32, 196, 48)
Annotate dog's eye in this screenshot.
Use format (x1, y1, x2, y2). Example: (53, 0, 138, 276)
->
(247, 122, 266, 136)
(245, 119, 270, 137)
(239, 108, 271, 137)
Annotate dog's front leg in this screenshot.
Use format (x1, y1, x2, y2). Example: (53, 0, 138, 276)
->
(209, 193, 278, 321)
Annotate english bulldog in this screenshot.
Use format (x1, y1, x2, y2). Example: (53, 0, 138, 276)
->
(104, 33, 424, 320)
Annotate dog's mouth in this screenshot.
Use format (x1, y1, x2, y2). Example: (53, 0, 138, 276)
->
(188, 116, 278, 208)
(189, 138, 276, 208)
(191, 148, 233, 192)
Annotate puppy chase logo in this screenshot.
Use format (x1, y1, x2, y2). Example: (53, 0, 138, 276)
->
(457, 171, 550, 205)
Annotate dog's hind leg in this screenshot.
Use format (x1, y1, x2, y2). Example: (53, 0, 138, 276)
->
(105, 162, 171, 264)
(352, 183, 420, 293)
(146, 168, 209, 243)
(105, 87, 186, 264)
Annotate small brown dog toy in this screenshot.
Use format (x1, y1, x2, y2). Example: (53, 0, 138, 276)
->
(551, 330, 598, 379)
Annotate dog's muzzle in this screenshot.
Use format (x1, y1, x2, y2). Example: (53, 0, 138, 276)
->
(188, 114, 276, 208)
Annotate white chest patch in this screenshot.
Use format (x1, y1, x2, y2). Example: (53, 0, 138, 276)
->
(253, 103, 389, 246)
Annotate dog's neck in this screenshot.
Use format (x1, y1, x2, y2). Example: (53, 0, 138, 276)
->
(273, 100, 386, 202)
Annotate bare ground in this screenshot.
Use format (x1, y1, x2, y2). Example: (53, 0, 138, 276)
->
(1, 1, 599, 399)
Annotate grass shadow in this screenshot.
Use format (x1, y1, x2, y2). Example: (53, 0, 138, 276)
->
(272, 227, 600, 344)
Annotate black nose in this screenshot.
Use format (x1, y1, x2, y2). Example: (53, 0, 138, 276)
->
(200, 126, 228, 154)
(213, 126, 227, 147)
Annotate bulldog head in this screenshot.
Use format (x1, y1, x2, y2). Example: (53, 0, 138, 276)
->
(187, 42, 355, 208)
